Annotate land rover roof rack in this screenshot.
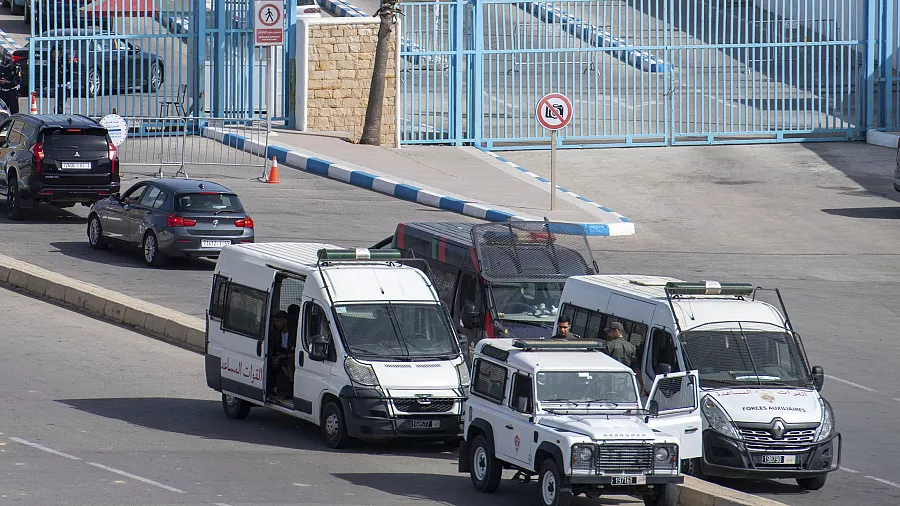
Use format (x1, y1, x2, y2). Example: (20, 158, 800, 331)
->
(511, 339, 605, 351)
(665, 281, 754, 296)
(317, 248, 402, 261)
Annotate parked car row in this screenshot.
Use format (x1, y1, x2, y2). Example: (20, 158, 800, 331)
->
(0, 113, 254, 266)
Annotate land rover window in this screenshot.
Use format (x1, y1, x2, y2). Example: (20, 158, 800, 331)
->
(208, 274, 229, 320)
(508, 372, 533, 413)
(472, 358, 507, 403)
(222, 283, 268, 339)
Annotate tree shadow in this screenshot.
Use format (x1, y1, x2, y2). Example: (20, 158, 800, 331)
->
(821, 206, 900, 219)
(56, 397, 459, 459)
(48, 240, 216, 271)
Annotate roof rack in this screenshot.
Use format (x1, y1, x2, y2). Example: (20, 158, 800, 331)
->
(317, 248, 402, 262)
(511, 339, 605, 351)
(665, 281, 754, 296)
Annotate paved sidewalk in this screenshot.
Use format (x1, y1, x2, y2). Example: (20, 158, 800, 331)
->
(244, 129, 636, 236)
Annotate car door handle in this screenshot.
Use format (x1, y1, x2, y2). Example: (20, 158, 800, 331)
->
(298, 352, 304, 367)
(504, 424, 513, 430)
(685, 427, 699, 433)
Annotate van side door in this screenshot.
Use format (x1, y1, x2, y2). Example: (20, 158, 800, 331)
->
(642, 327, 681, 393)
(645, 370, 702, 461)
(293, 297, 337, 422)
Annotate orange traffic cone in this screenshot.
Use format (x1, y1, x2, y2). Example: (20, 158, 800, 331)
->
(29, 92, 37, 115)
(265, 156, 280, 184)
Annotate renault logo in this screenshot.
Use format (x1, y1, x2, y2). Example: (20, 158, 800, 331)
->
(772, 419, 786, 439)
(212, 219, 219, 227)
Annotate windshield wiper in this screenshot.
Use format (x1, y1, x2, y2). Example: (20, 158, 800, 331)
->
(542, 398, 578, 405)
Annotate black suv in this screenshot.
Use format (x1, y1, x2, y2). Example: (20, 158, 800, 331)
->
(0, 114, 120, 220)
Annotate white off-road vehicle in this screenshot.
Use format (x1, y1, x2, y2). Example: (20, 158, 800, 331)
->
(459, 338, 702, 506)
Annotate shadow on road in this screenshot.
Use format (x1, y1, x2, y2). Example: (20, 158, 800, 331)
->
(333, 472, 640, 506)
(822, 206, 900, 219)
(49, 240, 216, 271)
(716, 477, 812, 497)
(56, 397, 459, 460)
(0, 203, 85, 224)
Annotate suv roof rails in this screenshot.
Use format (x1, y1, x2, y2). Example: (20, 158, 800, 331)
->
(511, 339, 606, 351)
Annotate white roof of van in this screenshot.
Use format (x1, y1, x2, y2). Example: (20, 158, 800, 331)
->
(222, 242, 341, 270)
(565, 275, 787, 330)
(478, 338, 633, 373)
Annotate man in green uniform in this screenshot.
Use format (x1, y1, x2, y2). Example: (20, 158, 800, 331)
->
(605, 321, 644, 392)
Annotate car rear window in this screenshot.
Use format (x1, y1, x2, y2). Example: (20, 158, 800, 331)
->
(175, 192, 244, 213)
(43, 128, 109, 150)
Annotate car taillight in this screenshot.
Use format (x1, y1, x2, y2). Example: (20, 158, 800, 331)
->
(108, 142, 117, 175)
(166, 214, 197, 227)
(304, 7, 319, 12)
(11, 54, 24, 63)
(234, 217, 254, 228)
(31, 142, 44, 173)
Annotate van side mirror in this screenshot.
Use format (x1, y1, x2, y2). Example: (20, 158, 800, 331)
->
(110, 192, 120, 201)
(811, 365, 825, 391)
(647, 399, 659, 417)
(308, 334, 329, 362)
(461, 303, 480, 329)
(656, 363, 672, 375)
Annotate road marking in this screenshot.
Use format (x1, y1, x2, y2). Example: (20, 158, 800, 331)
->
(841, 467, 860, 473)
(893, 398, 900, 403)
(8, 437, 81, 461)
(86, 462, 186, 494)
(825, 375, 878, 393)
(866, 475, 900, 489)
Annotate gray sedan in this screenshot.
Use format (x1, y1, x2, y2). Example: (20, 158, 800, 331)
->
(86, 178, 255, 266)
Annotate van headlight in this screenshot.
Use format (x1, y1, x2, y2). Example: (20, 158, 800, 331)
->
(815, 399, 834, 442)
(344, 357, 379, 387)
(701, 395, 740, 440)
(456, 360, 470, 388)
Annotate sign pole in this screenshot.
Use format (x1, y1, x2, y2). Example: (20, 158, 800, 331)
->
(267, 45, 275, 132)
(550, 129, 557, 211)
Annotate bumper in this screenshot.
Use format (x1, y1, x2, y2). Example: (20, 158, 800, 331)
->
(700, 429, 841, 479)
(23, 183, 120, 204)
(338, 386, 464, 440)
(569, 474, 682, 486)
(158, 233, 254, 258)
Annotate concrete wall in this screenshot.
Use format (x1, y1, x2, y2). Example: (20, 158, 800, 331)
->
(296, 17, 399, 147)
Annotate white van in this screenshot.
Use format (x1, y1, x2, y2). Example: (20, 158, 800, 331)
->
(204, 243, 469, 448)
(554, 275, 840, 491)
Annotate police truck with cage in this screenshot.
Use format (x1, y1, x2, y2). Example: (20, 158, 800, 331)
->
(459, 338, 701, 506)
(554, 275, 840, 490)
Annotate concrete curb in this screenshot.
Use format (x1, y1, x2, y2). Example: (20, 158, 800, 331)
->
(866, 129, 900, 149)
(476, 147, 635, 236)
(678, 476, 791, 506)
(0, 253, 206, 354)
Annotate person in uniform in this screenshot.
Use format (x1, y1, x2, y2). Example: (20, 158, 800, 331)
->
(53, 46, 70, 114)
(0, 53, 21, 114)
(550, 315, 572, 339)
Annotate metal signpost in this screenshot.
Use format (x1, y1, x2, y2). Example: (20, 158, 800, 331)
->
(254, 0, 285, 131)
(535, 93, 573, 211)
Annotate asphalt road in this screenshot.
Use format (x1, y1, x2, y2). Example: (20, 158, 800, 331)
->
(501, 141, 900, 505)
(0, 287, 643, 506)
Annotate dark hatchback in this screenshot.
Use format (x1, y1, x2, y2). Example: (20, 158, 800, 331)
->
(0, 114, 120, 220)
(87, 179, 255, 267)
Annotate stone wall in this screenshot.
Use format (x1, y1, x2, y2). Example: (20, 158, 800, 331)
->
(304, 22, 396, 146)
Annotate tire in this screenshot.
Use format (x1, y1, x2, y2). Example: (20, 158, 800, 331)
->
(147, 63, 162, 93)
(796, 474, 827, 491)
(643, 483, 677, 506)
(222, 393, 251, 419)
(469, 435, 502, 493)
(320, 401, 350, 449)
(538, 458, 572, 506)
(142, 231, 166, 267)
(86, 67, 101, 97)
(6, 178, 23, 221)
(683, 458, 708, 481)
(87, 214, 107, 249)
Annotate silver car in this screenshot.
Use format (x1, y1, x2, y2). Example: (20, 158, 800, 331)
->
(87, 178, 255, 266)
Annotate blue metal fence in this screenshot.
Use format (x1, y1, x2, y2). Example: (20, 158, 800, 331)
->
(400, 0, 873, 148)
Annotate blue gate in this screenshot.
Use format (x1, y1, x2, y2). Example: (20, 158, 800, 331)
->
(400, 0, 873, 149)
(27, 0, 294, 125)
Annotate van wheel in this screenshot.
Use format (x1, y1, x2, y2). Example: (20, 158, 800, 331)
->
(222, 393, 251, 419)
(6, 179, 23, 221)
(538, 458, 572, 506)
(143, 232, 166, 267)
(321, 401, 350, 449)
(469, 435, 502, 493)
(87, 214, 107, 249)
(683, 458, 708, 481)
(643, 483, 677, 506)
(797, 474, 827, 491)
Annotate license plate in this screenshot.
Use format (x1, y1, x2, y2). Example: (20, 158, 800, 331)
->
(201, 239, 230, 248)
(408, 419, 439, 429)
(762, 454, 797, 465)
(610, 476, 645, 486)
(61, 162, 92, 169)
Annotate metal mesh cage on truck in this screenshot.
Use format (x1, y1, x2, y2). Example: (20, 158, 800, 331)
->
(470, 221, 598, 283)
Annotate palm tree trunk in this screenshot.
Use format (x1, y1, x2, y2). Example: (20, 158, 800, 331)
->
(359, 5, 397, 146)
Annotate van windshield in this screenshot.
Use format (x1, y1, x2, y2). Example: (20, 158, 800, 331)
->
(489, 281, 565, 327)
(335, 303, 460, 359)
(679, 322, 812, 389)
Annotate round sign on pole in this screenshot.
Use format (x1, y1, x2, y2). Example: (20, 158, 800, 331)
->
(100, 114, 128, 147)
(535, 93, 573, 131)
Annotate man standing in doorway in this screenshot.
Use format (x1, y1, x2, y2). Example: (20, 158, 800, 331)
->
(605, 321, 644, 392)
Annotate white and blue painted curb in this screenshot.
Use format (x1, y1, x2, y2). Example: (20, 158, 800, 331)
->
(0, 29, 22, 53)
(319, 0, 366, 18)
(200, 126, 632, 236)
(477, 147, 635, 236)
